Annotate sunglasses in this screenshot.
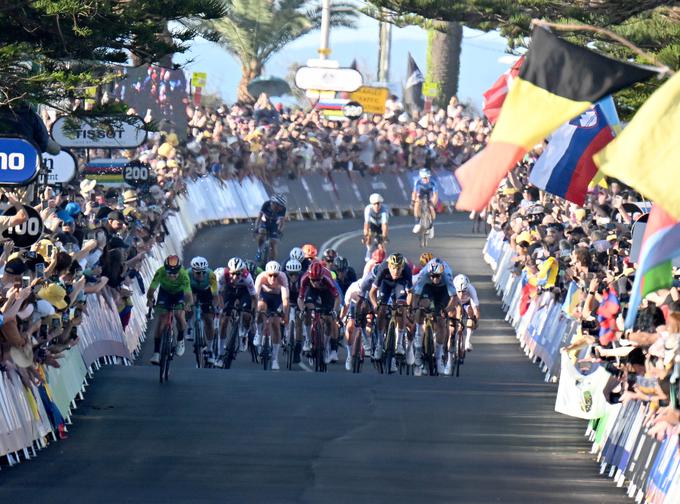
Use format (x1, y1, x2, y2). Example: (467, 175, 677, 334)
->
(430, 274, 442, 279)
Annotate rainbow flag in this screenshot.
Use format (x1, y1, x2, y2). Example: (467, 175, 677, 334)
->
(455, 26, 656, 212)
(624, 205, 680, 329)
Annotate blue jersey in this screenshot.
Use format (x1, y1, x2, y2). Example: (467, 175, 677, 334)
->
(413, 178, 438, 199)
(259, 200, 286, 223)
(413, 259, 455, 296)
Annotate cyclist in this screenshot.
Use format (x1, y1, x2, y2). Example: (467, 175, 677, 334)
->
(332, 256, 358, 295)
(362, 247, 386, 277)
(368, 253, 412, 367)
(147, 255, 193, 365)
(321, 248, 338, 269)
(285, 258, 304, 363)
(188, 256, 219, 358)
(340, 278, 364, 371)
(218, 257, 257, 357)
(412, 251, 433, 276)
(298, 261, 341, 363)
(411, 258, 457, 375)
(254, 261, 290, 371)
(453, 274, 480, 352)
(301, 243, 318, 271)
(363, 193, 389, 261)
(411, 168, 438, 239)
(255, 193, 287, 263)
(283, 246, 305, 273)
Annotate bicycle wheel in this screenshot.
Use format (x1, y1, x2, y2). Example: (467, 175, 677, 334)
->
(286, 318, 295, 370)
(312, 319, 325, 372)
(383, 319, 397, 374)
(194, 318, 205, 368)
(351, 329, 363, 374)
(261, 333, 271, 371)
(223, 317, 240, 369)
(423, 322, 437, 376)
(370, 322, 384, 374)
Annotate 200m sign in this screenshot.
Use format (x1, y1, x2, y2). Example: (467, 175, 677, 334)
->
(123, 161, 150, 187)
(2, 205, 43, 248)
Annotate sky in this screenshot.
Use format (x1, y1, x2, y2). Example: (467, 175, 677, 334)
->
(174, 13, 512, 109)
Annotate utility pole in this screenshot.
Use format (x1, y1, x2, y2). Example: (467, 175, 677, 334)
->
(319, 0, 331, 60)
(377, 10, 392, 82)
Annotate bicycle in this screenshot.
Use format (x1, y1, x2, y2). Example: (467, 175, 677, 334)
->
(363, 231, 386, 259)
(417, 195, 433, 248)
(306, 308, 329, 373)
(192, 303, 207, 368)
(447, 312, 465, 378)
(260, 315, 272, 371)
(156, 302, 181, 384)
(221, 302, 248, 370)
(377, 302, 407, 375)
(420, 307, 441, 377)
(350, 321, 364, 374)
(284, 306, 298, 370)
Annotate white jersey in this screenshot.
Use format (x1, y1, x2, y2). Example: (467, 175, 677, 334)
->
(215, 267, 256, 296)
(364, 204, 389, 227)
(344, 280, 362, 305)
(457, 284, 479, 308)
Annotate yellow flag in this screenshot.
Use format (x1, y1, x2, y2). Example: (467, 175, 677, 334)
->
(594, 72, 680, 219)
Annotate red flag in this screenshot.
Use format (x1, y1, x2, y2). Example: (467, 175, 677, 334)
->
(482, 56, 524, 125)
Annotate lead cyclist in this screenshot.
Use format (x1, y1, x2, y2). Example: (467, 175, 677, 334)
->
(411, 168, 438, 239)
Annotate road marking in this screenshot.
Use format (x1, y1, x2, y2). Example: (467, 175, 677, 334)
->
(298, 361, 313, 372)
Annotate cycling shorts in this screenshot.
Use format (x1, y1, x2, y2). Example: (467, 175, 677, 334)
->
(193, 289, 215, 313)
(223, 286, 252, 312)
(260, 290, 283, 314)
(421, 284, 450, 312)
(368, 223, 383, 237)
(156, 288, 185, 313)
(257, 220, 281, 239)
(304, 287, 335, 314)
(377, 282, 408, 305)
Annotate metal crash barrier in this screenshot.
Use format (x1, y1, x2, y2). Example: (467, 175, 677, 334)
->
(483, 229, 680, 503)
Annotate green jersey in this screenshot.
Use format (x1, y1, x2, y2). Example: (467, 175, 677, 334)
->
(150, 267, 192, 295)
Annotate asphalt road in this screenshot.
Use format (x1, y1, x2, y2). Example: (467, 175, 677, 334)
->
(0, 214, 624, 503)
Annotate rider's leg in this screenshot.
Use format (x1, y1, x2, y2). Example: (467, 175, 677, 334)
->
(465, 304, 476, 351)
(413, 199, 422, 232)
(203, 310, 214, 344)
(153, 311, 170, 353)
(302, 302, 314, 351)
(270, 315, 282, 368)
(254, 300, 266, 346)
(176, 309, 187, 340)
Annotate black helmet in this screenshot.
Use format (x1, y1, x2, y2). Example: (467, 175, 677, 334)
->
(333, 256, 349, 272)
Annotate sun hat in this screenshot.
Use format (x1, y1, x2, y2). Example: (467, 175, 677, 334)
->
(80, 179, 97, 195)
(123, 189, 138, 203)
(38, 284, 68, 310)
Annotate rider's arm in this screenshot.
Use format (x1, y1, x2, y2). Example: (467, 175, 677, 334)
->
(363, 205, 371, 238)
(147, 268, 162, 300)
(380, 209, 389, 240)
(431, 180, 439, 205)
(297, 275, 309, 311)
(369, 285, 379, 309)
(253, 273, 263, 297)
(469, 284, 481, 318)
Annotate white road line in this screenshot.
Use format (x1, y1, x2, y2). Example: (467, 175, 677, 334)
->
(298, 361, 313, 372)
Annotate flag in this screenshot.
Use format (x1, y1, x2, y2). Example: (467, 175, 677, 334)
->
(454, 26, 657, 212)
(403, 52, 424, 113)
(562, 281, 584, 319)
(624, 205, 680, 328)
(482, 56, 524, 124)
(528, 104, 615, 205)
(594, 71, 680, 220)
(597, 288, 620, 346)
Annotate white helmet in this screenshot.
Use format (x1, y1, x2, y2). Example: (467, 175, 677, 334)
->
(271, 193, 287, 206)
(419, 168, 431, 179)
(265, 261, 281, 274)
(454, 274, 469, 292)
(190, 256, 209, 272)
(369, 193, 383, 204)
(289, 247, 304, 262)
(285, 259, 302, 273)
(227, 257, 245, 273)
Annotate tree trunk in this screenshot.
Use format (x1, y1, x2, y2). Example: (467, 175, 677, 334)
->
(237, 60, 263, 104)
(426, 22, 463, 109)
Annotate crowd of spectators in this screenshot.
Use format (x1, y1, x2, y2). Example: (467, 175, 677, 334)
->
(487, 155, 680, 442)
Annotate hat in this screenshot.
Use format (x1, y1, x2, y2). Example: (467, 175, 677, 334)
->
(5, 258, 26, 275)
(80, 179, 97, 195)
(157, 142, 174, 158)
(165, 132, 179, 147)
(33, 239, 54, 259)
(167, 159, 179, 169)
(123, 189, 138, 203)
(36, 299, 56, 317)
(574, 209, 587, 222)
(107, 211, 124, 222)
(38, 284, 68, 310)
(65, 202, 82, 216)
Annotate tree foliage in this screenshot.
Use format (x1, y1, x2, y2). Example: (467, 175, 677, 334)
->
(197, 0, 358, 102)
(0, 0, 225, 107)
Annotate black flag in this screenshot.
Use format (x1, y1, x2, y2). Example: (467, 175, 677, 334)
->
(404, 52, 424, 113)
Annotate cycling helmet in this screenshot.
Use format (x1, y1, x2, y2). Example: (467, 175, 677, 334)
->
(270, 193, 287, 207)
(265, 261, 280, 274)
(227, 257, 245, 273)
(302, 243, 318, 259)
(371, 248, 386, 263)
(164, 255, 181, 274)
(244, 259, 258, 276)
(369, 193, 383, 204)
(419, 168, 431, 179)
(309, 261, 324, 281)
(428, 260, 445, 276)
(454, 274, 470, 292)
(387, 253, 405, 268)
(190, 256, 209, 272)
(323, 248, 337, 263)
(333, 256, 348, 272)
(289, 247, 304, 262)
(286, 259, 302, 273)
(419, 251, 433, 266)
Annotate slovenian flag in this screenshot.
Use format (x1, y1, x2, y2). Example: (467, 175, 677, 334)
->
(625, 205, 680, 329)
(529, 103, 615, 205)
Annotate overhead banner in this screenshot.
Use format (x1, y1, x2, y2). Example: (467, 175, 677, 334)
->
(51, 115, 147, 149)
(42, 149, 78, 185)
(0, 136, 41, 186)
(350, 86, 389, 115)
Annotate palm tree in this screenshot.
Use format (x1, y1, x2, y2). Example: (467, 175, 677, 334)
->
(427, 21, 463, 109)
(201, 0, 357, 103)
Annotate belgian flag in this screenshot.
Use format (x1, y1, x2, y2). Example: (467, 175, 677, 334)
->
(455, 26, 658, 212)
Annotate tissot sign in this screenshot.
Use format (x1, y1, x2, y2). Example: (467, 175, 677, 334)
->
(0, 137, 41, 186)
(51, 115, 148, 148)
